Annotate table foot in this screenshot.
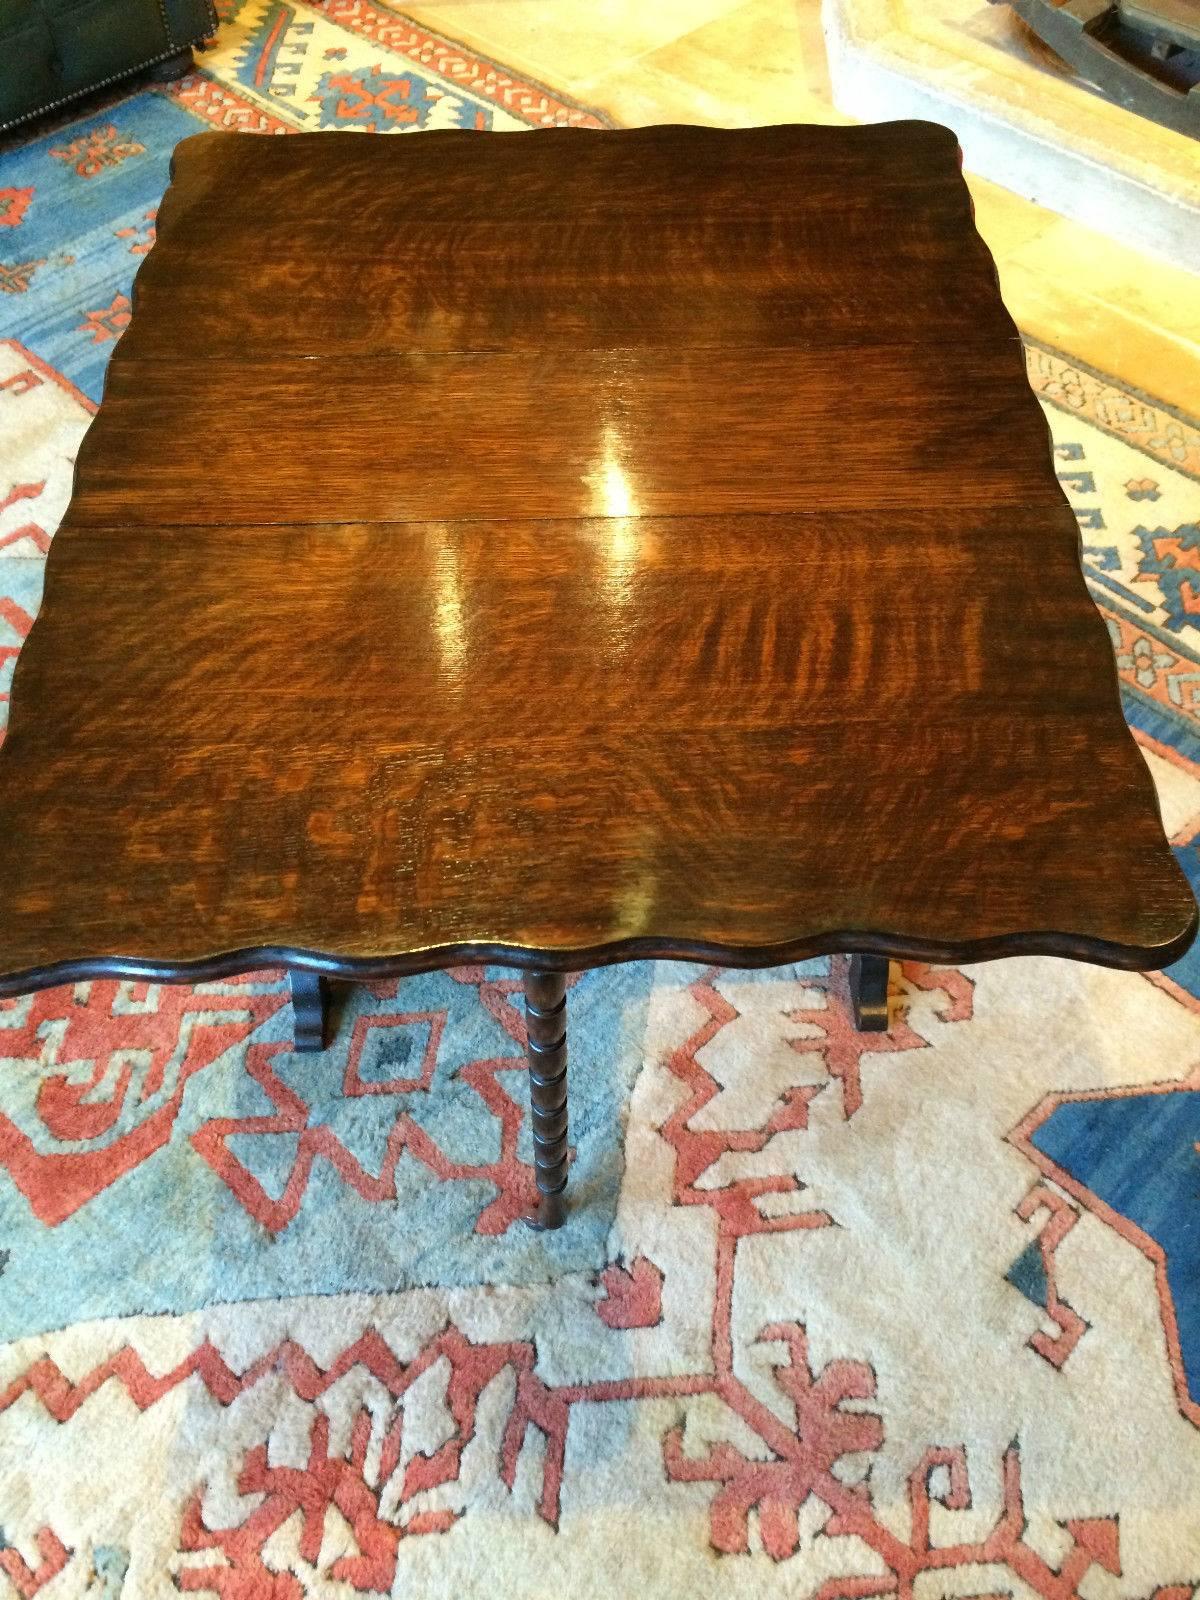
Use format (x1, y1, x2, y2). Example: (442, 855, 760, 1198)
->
(290, 969, 328, 1052)
(522, 970, 569, 1231)
(523, 1186, 567, 1232)
(849, 954, 889, 1032)
(146, 48, 195, 82)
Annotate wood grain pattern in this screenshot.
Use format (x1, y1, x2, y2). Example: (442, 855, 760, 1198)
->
(122, 125, 1007, 360)
(68, 347, 1056, 527)
(121, 221, 1014, 357)
(0, 122, 1192, 997)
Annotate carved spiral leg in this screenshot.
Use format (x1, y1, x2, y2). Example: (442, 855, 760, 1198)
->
(523, 970, 569, 1231)
(290, 969, 328, 1052)
(848, 954, 889, 1033)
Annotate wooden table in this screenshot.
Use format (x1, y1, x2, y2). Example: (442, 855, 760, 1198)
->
(0, 124, 1193, 1230)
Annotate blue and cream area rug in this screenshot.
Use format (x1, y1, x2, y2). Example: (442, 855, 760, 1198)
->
(2, 3, 1200, 1594)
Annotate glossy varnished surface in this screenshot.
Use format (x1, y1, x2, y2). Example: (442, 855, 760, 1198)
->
(0, 123, 1193, 990)
(70, 348, 1057, 526)
(121, 124, 1012, 358)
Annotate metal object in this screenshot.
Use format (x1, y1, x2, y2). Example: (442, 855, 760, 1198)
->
(994, 0, 1200, 137)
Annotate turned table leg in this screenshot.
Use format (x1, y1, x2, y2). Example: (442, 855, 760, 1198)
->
(290, 969, 328, 1052)
(849, 954, 889, 1032)
(523, 970, 569, 1230)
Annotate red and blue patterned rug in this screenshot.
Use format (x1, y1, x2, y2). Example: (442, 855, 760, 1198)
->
(1, 3, 1199, 1593)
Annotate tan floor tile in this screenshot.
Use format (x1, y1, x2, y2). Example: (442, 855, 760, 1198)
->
(1011, 215, 1200, 346)
(404, 0, 750, 94)
(584, 0, 844, 128)
(966, 173, 1063, 263)
(965, 176, 1200, 411)
(996, 260, 1200, 416)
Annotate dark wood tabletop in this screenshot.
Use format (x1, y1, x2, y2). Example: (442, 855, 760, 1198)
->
(1, 122, 1195, 995)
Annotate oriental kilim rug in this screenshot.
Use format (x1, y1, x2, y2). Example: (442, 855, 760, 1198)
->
(1, 4, 1200, 1595)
